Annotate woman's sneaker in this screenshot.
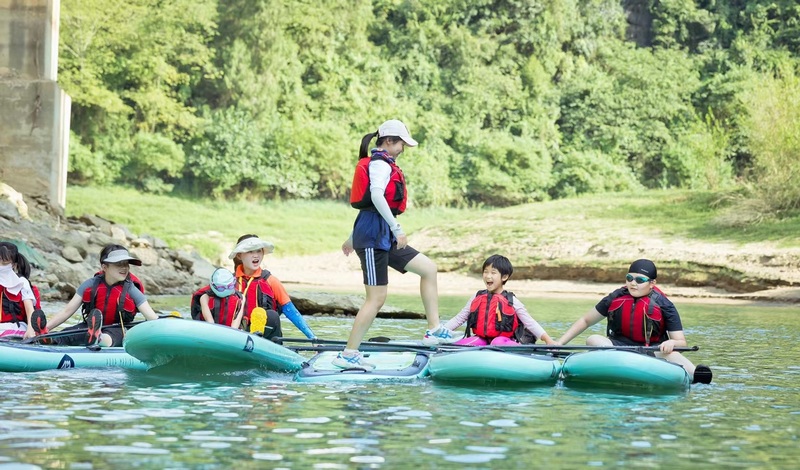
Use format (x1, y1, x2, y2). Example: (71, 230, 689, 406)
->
(422, 325, 455, 346)
(332, 351, 375, 371)
(86, 309, 103, 346)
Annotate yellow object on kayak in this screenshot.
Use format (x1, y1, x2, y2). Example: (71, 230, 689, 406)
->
(249, 307, 267, 334)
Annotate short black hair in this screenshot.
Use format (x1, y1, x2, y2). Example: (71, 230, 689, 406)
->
(482, 254, 513, 284)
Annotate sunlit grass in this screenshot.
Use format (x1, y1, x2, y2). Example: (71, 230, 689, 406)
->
(66, 186, 471, 259)
(67, 186, 800, 261)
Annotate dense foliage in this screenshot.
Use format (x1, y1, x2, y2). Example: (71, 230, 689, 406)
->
(60, 0, 800, 218)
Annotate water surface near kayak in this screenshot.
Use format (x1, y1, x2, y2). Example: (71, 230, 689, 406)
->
(0, 296, 797, 468)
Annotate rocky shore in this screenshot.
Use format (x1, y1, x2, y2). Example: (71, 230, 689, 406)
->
(1, 184, 210, 300)
(2, 183, 798, 315)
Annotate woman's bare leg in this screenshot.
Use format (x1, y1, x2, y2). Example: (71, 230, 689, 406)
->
(403, 253, 440, 329)
(345, 284, 388, 350)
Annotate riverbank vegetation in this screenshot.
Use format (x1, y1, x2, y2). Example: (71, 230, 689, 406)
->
(61, 0, 799, 224)
(66, 186, 800, 261)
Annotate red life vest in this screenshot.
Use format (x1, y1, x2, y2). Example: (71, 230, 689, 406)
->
(190, 286, 243, 327)
(1, 286, 24, 323)
(349, 154, 407, 216)
(606, 287, 667, 346)
(236, 270, 277, 322)
(466, 290, 519, 339)
(1, 283, 41, 323)
(81, 274, 141, 325)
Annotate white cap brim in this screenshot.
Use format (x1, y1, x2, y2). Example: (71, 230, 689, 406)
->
(228, 238, 275, 259)
(102, 249, 142, 266)
(378, 119, 418, 147)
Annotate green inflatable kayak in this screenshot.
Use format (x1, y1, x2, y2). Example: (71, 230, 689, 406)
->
(123, 319, 306, 373)
(295, 350, 430, 382)
(0, 340, 147, 372)
(428, 349, 561, 384)
(561, 350, 691, 390)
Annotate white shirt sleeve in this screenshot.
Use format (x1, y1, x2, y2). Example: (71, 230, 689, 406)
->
(19, 278, 35, 301)
(512, 296, 547, 339)
(444, 296, 475, 331)
(368, 159, 404, 237)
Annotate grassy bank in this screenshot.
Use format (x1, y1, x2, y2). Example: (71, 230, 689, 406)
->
(65, 186, 474, 259)
(66, 186, 800, 262)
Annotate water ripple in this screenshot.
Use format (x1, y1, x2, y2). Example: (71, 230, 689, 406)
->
(84, 445, 169, 455)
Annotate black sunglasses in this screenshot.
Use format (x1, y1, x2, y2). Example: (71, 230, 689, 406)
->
(626, 274, 650, 284)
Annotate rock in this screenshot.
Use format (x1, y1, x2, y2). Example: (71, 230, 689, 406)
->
(290, 291, 425, 319)
(61, 246, 84, 263)
(88, 231, 116, 248)
(0, 199, 20, 222)
(131, 237, 152, 248)
(175, 251, 195, 269)
(130, 246, 159, 266)
(0, 182, 31, 220)
(190, 254, 217, 280)
(78, 214, 112, 231)
(109, 225, 128, 242)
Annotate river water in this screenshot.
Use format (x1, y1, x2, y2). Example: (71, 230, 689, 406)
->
(0, 296, 797, 469)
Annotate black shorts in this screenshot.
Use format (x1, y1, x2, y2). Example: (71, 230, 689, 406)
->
(608, 336, 663, 347)
(356, 244, 420, 286)
(52, 322, 128, 347)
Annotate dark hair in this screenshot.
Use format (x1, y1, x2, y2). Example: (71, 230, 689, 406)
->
(99, 244, 127, 265)
(482, 254, 513, 284)
(359, 131, 402, 159)
(0, 241, 32, 278)
(233, 234, 258, 267)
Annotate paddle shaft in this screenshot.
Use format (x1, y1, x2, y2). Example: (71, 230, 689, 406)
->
(277, 337, 699, 355)
(22, 313, 181, 343)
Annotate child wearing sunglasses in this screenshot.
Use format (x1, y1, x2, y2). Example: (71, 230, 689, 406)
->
(556, 259, 713, 384)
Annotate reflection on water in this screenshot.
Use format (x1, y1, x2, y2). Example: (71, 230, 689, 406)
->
(1, 297, 798, 468)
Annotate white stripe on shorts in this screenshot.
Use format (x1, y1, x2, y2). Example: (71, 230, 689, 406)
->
(365, 247, 376, 285)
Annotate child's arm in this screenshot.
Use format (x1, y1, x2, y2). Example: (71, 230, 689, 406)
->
(135, 301, 160, 321)
(200, 294, 214, 323)
(281, 301, 315, 339)
(268, 275, 316, 339)
(44, 294, 84, 331)
(230, 298, 244, 330)
(443, 297, 474, 332)
(512, 297, 555, 344)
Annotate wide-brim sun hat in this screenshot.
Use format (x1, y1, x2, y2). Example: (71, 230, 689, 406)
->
(228, 237, 275, 259)
(210, 268, 236, 297)
(378, 119, 418, 147)
(101, 249, 142, 266)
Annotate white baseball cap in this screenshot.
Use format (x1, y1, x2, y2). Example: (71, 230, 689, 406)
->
(378, 119, 418, 147)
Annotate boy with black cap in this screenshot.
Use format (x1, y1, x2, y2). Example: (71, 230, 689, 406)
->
(556, 259, 713, 384)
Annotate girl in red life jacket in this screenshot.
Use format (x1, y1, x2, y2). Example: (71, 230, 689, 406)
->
(443, 254, 556, 347)
(229, 234, 316, 340)
(556, 259, 713, 384)
(336, 120, 450, 371)
(191, 268, 244, 328)
(36, 244, 159, 347)
(1, 242, 39, 339)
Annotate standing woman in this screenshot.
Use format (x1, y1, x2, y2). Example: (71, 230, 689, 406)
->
(337, 120, 453, 370)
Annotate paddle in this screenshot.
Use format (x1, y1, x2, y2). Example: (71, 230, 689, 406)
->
(276, 336, 700, 357)
(21, 311, 183, 344)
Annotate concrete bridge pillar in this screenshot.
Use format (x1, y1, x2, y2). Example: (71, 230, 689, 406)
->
(0, 0, 70, 212)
